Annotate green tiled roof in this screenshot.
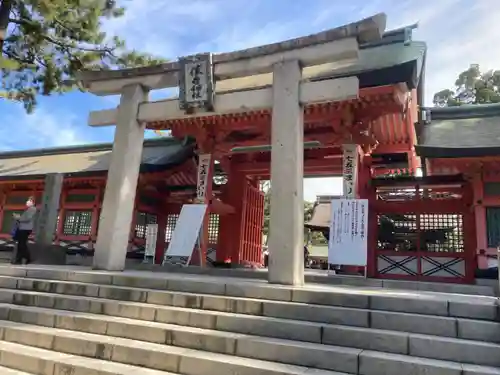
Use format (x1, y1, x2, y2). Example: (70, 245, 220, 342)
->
(416, 104, 500, 157)
(330, 40, 426, 78)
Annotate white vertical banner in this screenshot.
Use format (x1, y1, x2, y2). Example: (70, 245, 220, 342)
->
(144, 224, 158, 263)
(342, 144, 358, 198)
(196, 154, 212, 201)
(328, 199, 368, 266)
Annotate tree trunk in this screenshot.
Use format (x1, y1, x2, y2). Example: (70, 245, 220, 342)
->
(0, 0, 13, 52)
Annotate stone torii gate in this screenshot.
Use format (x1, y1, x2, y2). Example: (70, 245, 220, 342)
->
(77, 14, 387, 285)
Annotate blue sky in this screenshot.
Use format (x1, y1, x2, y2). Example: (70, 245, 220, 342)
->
(0, 0, 498, 201)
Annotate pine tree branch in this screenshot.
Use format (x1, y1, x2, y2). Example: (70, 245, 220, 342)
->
(8, 17, 117, 55)
(2, 48, 37, 66)
(0, 0, 13, 51)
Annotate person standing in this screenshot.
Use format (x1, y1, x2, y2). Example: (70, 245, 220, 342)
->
(12, 196, 37, 265)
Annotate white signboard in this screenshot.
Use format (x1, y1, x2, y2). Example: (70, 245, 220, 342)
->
(328, 199, 368, 266)
(342, 144, 358, 199)
(196, 154, 212, 201)
(144, 224, 158, 257)
(163, 204, 207, 266)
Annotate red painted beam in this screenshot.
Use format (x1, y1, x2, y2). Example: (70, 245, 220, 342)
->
(238, 158, 341, 173)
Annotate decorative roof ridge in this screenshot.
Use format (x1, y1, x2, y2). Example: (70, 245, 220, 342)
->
(361, 23, 419, 49)
(76, 13, 386, 84)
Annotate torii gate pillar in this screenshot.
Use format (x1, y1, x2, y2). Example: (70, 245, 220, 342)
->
(93, 83, 148, 271)
(268, 60, 305, 285)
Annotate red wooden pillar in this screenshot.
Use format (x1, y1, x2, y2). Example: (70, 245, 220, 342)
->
(89, 184, 102, 247)
(128, 194, 139, 253)
(359, 156, 377, 277)
(218, 162, 245, 263)
(55, 188, 68, 245)
(155, 213, 167, 264)
(0, 189, 6, 235)
(463, 181, 477, 283)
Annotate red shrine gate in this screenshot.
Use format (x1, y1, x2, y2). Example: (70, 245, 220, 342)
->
(239, 180, 265, 264)
(368, 176, 476, 283)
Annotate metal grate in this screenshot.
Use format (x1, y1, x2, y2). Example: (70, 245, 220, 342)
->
(165, 214, 179, 242)
(377, 214, 417, 251)
(486, 207, 500, 248)
(208, 214, 219, 244)
(63, 210, 92, 236)
(418, 214, 463, 253)
(134, 212, 158, 239)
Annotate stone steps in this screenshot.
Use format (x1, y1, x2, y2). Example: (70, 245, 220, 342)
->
(0, 365, 36, 374)
(0, 266, 497, 375)
(0, 306, 499, 375)
(0, 319, 347, 375)
(0, 271, 498, 321)
(0, 278, 499, 345)
(2, 301, 500, 372)
(0, 340, 177, 374)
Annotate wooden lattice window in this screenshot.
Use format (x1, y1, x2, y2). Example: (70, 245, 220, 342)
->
(486, 207, 500, 248)
(1, 210, 23, 233)
(165, 214, 179, 242)
(208, 214, 219, 244)
(63, 210, 92, 236)
(135, 212, 157, 239)
(163, 213, 219, 243)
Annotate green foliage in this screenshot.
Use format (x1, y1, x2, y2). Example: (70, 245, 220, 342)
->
(433, 64, 500, 107)
(0, 0, 165, 112)
(261, 182, 327, 245)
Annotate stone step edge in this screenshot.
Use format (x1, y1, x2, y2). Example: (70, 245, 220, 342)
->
(1, 275, 498, 323)
(0, 306, 392, 373)
(2, 264, 496, 298)
(4, 285, 499, 334)
(0, 365, 35, 375)
(0, 286, 466, 342)
(0, 340, 178, 375)
(3, 301, 500, 369)
(4, 287, 500, 351)
(0, 327, 345, 375)
(0, 319, 355, 374)
(1, 267, 496, 312)
(1, 318, 498, 375)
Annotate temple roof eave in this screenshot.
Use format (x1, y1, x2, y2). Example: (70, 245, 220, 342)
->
(418, 104, 500, 155)
(416, 146, 500, 159)
(0, 138, 195, 179)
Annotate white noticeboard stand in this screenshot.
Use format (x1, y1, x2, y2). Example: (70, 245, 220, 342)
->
(162, 204, 207, 266)
(328, 199, 368, 272)
(143, 224, 158, 264)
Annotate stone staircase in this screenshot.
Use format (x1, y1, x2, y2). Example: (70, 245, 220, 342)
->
(0, 266, 496, 374)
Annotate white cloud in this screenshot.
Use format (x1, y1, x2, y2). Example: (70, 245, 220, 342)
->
(382, 0, 500, 105)
(0, 105, 90, 151)
(104, 0, 222, 58)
